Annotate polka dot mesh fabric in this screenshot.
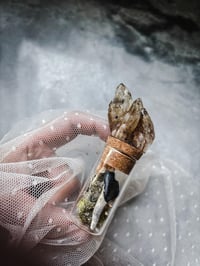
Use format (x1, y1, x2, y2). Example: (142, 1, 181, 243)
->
(0, 110, 199, 266)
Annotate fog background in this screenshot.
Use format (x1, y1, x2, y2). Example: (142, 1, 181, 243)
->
(1, 0, 199, 177)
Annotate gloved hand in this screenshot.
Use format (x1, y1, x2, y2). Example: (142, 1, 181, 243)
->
(0, 110, 149, 266)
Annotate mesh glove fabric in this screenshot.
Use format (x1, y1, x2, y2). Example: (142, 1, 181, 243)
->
(0, 110, 150, 266)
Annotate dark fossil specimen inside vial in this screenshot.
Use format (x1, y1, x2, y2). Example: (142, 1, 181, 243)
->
(103, 171, 119, 203)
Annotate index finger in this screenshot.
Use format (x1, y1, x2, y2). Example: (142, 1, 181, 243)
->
(31, 111, 110, 150)
(1, 111, 110, 163)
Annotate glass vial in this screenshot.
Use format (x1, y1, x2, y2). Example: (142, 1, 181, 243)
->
(72, 136, 140, 235)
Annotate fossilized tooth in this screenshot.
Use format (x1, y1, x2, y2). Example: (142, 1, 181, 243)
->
(103, 171, 119, 203)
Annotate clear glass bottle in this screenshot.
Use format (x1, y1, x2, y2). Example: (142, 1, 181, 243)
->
(72, 136, 139, 235)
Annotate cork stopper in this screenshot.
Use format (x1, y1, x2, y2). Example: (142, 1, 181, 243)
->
(107, 136, 143, 160)
(96, 136, 143, 174)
